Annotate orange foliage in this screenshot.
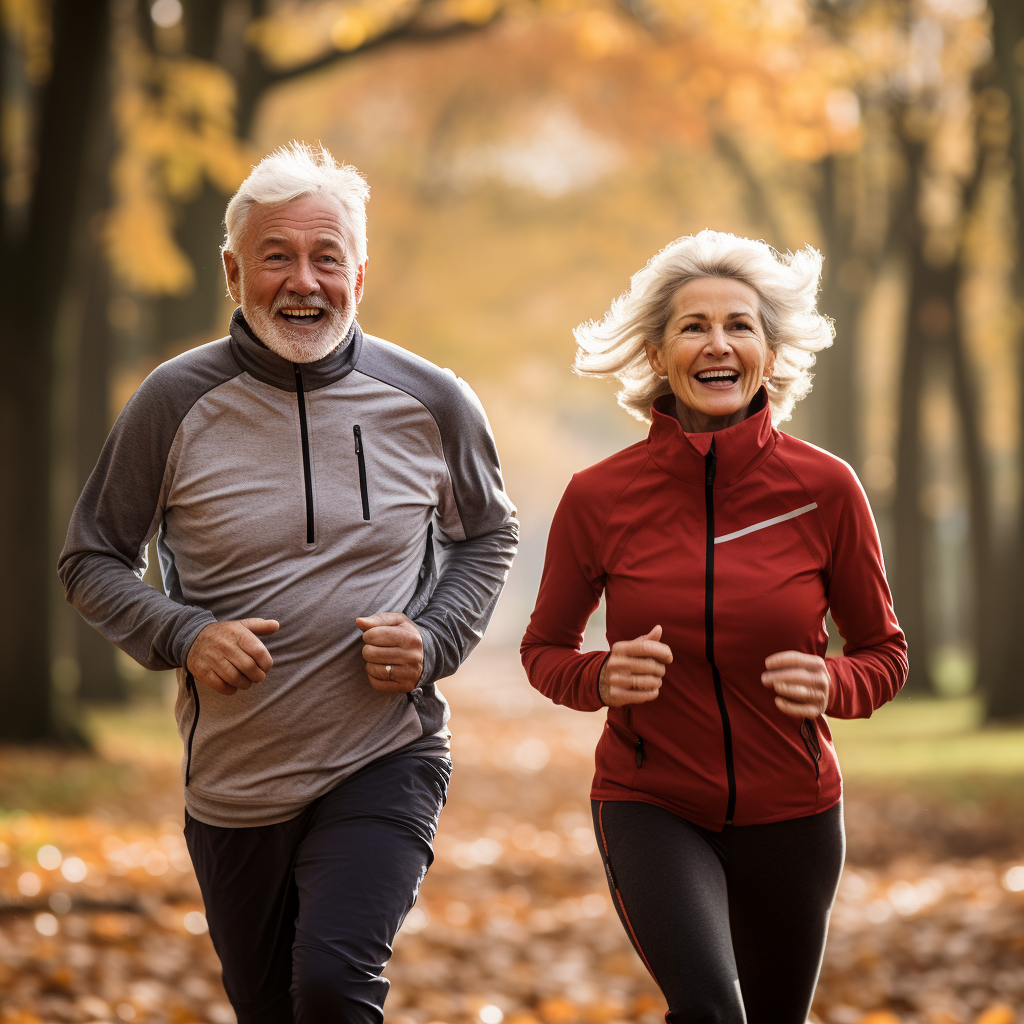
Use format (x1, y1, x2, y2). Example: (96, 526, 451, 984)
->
(103, 11, 253, 296)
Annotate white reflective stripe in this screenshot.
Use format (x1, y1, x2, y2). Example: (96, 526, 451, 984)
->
(714, 503, 819, 545)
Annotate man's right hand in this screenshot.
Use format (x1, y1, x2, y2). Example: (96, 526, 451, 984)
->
(599, 625, 673, 707)
(186, 619, 279, 696)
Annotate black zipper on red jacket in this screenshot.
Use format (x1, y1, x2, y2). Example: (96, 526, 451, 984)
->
(293, 365, 315, 543)
(625, 707, 645, 768)
(704, 440, 737, 825)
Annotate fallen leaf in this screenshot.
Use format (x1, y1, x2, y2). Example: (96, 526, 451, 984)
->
(975, 1008, 1016, 1024)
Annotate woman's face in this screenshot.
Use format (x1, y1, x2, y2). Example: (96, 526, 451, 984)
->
(646, 276, 774, 433)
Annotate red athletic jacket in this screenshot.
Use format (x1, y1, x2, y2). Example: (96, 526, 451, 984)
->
(521, 391, 907, 830)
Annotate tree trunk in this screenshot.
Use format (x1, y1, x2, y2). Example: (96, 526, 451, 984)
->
(987, 0, 1024, 719)
(892, 254, 936, 695)
(0, 0, 111, 740)
(63, 21, 125, 705)
(810, 154, 862, 469)
(891, 136, 938, 695)
(946, 268, 997, 708)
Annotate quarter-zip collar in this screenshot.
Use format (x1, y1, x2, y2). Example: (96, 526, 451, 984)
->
(228, 307, 362, 392)
(646, 387, 775, 487)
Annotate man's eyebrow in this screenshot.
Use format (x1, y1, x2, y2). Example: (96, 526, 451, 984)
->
(256, 235, 292, 250)
(312, 237, 348, 255)
(254, 235, 347, 253)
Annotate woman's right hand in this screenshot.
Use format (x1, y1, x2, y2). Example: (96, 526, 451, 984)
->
(599, 625, 673, 706)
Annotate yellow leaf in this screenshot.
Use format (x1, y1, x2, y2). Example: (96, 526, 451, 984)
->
(975, 1008, 1016, 1024)
(631, 996, 664, 1016)
(538, 999, 579, 1024)
(927, 1012, 963, 1024)
(859, 1015, 902, 1024)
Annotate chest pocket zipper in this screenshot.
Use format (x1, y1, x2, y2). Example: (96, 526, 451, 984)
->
(353, 425, 370, 521)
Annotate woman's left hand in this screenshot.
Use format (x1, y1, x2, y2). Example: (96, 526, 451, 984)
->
(761, 651, 831, 719)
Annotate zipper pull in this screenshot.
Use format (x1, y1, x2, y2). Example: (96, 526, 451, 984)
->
(635, 736, 645, 769)
(704, 438, 717, 487)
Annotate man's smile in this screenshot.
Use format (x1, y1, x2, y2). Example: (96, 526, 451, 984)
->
(278, 307, 326, 325)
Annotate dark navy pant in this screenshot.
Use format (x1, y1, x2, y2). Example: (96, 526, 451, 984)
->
(594, 798, 845, 1024)
(185, 752, 450, 1024)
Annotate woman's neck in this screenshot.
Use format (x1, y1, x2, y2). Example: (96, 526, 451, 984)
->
(672, 396, 753, 434)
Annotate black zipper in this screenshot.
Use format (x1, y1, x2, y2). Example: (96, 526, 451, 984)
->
(353, 425, 370, 521)
(293, 365, 315, 544)
(626, 707, 645, 768)
(705, 440, 737, 825)
(184, 671, 200, 787)
(800, 718, 822, 780)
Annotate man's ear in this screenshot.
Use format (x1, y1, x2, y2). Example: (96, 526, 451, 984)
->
(354, 259, 368, 304)
(645, 341, 667, 377)
(223, 249, 242, 304)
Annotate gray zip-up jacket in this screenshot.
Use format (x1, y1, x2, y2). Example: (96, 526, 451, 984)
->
(59, 311, 518, 827)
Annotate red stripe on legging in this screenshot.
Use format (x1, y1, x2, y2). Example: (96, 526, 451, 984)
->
(598, 801, 661, 987)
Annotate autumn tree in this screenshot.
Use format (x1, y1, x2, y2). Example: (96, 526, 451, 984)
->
(0, 0, 111, 738)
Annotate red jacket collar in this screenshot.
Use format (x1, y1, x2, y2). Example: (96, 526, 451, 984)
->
(646, 387, 776, 486)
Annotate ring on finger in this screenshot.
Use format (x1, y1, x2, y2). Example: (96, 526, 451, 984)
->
(386, 665, 393, 680)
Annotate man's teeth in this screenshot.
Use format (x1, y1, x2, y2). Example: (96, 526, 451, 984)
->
(280, 308, 321, 317)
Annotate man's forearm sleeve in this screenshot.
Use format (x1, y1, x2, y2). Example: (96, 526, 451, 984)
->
(415, 519, 519, 685)
(60, 552, 215, 670)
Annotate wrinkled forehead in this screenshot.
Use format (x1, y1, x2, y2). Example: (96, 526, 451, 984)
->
(670, 276, 761, 318)
(242, 194, 356, 255)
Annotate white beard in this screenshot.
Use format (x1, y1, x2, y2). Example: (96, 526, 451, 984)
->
(240, 284, 354, 364)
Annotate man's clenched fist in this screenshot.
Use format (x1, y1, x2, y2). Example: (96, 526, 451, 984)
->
(356, 612, 424, 692)
(187, 618, 279, 695)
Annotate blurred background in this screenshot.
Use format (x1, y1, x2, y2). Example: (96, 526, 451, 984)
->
(2, 0, 1024, 1022)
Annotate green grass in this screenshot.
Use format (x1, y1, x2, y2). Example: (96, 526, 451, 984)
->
(84, 700, 182, 763)
(829, 695, 1024, 779)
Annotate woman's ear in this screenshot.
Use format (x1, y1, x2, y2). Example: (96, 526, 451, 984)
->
(764, 345, 776, 381)
(645, 341, 667, 377)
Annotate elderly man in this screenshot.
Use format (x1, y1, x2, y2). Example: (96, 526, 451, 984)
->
(59, 142, 518, 1024)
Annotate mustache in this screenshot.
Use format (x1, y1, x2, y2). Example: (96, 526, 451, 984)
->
(270, 295, 335, 315)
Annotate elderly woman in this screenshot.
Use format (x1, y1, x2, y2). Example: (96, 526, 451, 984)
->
(521, 231, 907, 1023)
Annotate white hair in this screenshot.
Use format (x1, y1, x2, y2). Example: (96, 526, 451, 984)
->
(574, 230, 835, 425)
(223, 141, 370, 264)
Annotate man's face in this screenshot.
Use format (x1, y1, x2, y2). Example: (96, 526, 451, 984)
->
(223, 194, 367, 363)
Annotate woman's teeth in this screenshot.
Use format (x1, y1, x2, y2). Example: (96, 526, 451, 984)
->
(695, 370, 739, 384)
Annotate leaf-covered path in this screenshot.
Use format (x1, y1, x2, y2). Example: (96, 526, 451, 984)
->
(1, 650, 1022, 1024)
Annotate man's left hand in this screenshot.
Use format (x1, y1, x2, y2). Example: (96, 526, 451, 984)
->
(761, 651, 831, 719)
(356, 612, 424, 692)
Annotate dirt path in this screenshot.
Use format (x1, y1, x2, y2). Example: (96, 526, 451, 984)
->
(1, 649, 1022, 1023)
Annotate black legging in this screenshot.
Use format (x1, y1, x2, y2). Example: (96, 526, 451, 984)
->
(593, 799, 845, 1024)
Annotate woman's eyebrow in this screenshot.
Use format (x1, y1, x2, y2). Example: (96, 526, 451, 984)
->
(675, 309, 756, 322)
